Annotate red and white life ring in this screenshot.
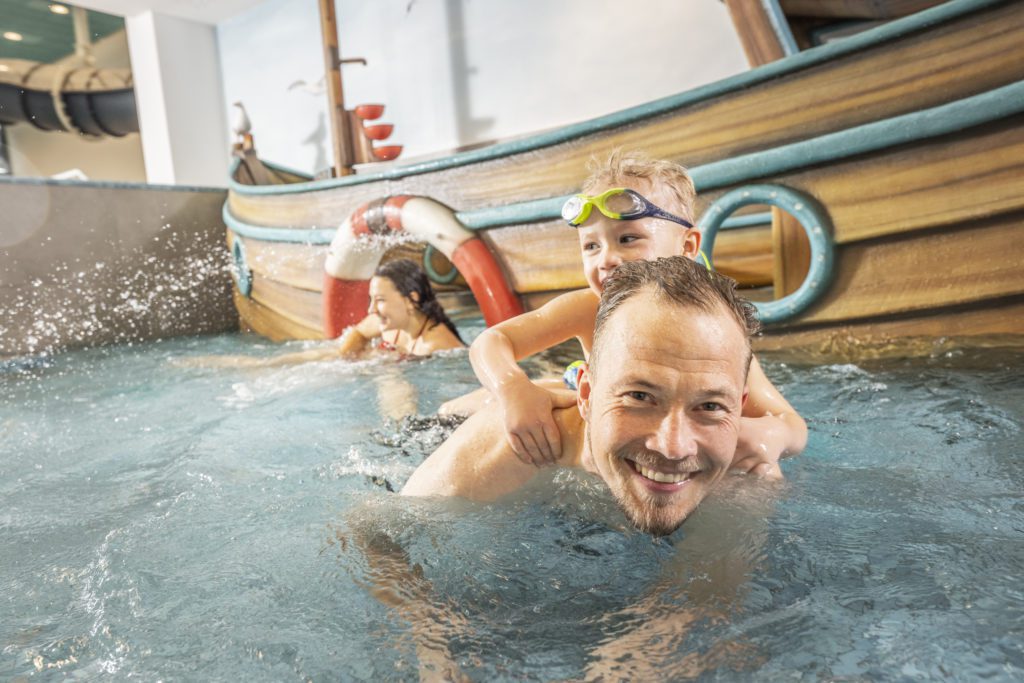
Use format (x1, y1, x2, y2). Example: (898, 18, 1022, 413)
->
(322, 195, 523, 337)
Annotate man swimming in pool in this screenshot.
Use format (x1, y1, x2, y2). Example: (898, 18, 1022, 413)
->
(402, 255, 766, 536)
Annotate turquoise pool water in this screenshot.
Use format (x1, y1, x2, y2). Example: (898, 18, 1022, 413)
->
(1, 331, 1022, 681)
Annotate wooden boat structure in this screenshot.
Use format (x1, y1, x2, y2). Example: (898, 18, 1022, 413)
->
(224, 0, 1024, 360)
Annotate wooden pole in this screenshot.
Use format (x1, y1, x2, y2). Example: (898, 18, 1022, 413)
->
(317, 0, 355, 176)
(722, 0, 789, 67)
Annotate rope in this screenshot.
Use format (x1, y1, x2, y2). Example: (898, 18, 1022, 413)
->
(48, 64, 81, 135)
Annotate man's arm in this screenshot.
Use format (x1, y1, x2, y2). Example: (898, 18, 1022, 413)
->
(343, 506, 470, 681)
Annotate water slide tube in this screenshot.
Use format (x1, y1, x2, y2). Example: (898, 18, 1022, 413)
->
(0, 59, 137, 137)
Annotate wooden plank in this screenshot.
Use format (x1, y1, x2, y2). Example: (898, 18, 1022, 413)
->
(232, 234, 435, 295)
(780, 0, 946, 20)
(723, 0, 789, 66)
(250, 275, 324, 331)
(241, 238, 326, 291)
(480, 220, 775, 294)
(231, 3, 1024, 221)
(715, 116, 1024, 246)
(755, 297, 1024, 360)
(228, 183, 384, 230)
(789, 214, 1024, 325)
(234, 289, 325, 342)
(234, 148, 279, 186)
(479, 220, 583, 293)
(713, 225, 774, 287)
(771, 207, 810, 298)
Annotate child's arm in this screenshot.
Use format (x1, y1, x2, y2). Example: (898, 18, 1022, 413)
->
(469, 289, 599, 466)
(733, 355, 807, 476)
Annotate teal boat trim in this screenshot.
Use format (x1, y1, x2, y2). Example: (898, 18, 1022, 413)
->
(222, 204, 336, 243)
(457, 196, 566, 231)
(699, 185, 835, 323)
(229, 0, 1006, 197)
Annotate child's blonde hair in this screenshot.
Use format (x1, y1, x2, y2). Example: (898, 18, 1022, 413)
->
(582, 149, 697, 224)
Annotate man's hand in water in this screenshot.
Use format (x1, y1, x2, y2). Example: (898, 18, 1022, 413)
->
(731, 415, 791, 479)
(497, 378, 576, 466)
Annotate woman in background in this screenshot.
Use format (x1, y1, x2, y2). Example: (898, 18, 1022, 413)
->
(339, 258, 464, 358)
(180, 259, 463, 368)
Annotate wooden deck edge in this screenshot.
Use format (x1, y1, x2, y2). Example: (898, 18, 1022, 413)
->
(756, 296, 1024, 360)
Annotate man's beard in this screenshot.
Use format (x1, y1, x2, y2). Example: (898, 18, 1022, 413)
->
(618, 498, 688, 537)
(588, 429, 694, 537)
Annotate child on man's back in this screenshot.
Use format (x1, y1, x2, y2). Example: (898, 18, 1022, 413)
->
(450, 150, 806, 476)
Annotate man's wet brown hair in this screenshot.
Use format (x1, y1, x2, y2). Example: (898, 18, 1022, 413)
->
(590, 256, 761, 378)
(582, 148, 697, 224)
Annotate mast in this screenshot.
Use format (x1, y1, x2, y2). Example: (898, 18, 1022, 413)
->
(317, 0, 355, 176)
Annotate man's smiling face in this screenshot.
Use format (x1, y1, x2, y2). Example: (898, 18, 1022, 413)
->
(578, 288, 749, 536)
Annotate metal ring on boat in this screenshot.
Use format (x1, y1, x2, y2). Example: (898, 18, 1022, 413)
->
(422, 244, 460, 285)
(698, 184, 835, 324)
(322, 195, 523, 337)
(231, 236, 253, 297)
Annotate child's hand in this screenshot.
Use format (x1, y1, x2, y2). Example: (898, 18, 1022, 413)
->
(731, 415, 788, 480)
(498, 379, 577, 466)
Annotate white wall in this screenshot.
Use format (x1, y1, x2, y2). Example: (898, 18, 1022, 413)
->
(126, 11, 229, 186)
(7, 127, 147, 181)
(217, 0, 749, 175)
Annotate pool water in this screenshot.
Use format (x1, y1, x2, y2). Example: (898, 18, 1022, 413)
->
(1, 330, 1022, 681)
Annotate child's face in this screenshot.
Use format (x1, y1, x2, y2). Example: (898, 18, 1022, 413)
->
(575, 181, 699, 293)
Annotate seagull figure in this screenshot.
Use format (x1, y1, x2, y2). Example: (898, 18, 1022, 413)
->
(288, 76, 326, 96)
(231, 101, 252, 139)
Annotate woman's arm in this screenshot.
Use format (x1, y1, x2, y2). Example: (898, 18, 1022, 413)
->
(335, 314, 384, 357)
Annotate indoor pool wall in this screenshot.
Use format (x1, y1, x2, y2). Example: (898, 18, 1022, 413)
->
(0, 178, 237, 358)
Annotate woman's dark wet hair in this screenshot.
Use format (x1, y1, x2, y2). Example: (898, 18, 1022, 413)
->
(374, 259, 464, 343)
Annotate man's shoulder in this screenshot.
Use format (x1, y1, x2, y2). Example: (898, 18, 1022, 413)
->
(401, 405, 537, 500)
(401, 401, 585, 501)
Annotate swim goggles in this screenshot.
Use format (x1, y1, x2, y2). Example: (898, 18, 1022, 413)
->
(561, 188, 694, 229)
